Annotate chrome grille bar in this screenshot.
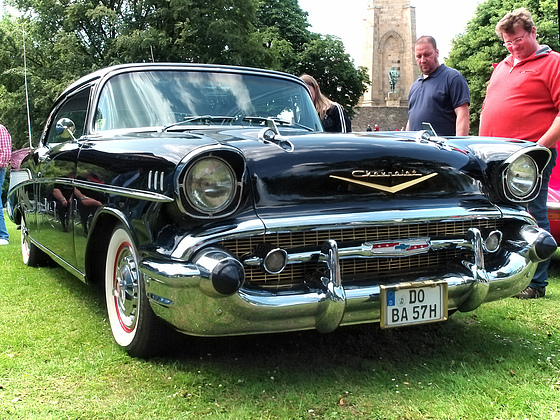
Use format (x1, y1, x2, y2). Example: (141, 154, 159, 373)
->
(219, 219, 503, 289)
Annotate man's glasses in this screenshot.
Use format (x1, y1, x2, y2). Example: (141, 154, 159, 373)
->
(503, 32, 529, 47)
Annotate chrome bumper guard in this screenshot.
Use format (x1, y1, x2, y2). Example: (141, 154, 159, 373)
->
(140, 224, 556, 337)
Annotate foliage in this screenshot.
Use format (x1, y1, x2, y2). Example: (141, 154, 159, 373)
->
(256, 0, 312, 52)
(299, 35, 370, 114)
(1, 219, 560, 419)
(446, 0, 559, 134)
(0, 0, 369, 150)
(254, 0, 310, 72)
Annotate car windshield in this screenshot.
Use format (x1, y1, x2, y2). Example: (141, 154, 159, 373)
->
(94, 70, 322, 133)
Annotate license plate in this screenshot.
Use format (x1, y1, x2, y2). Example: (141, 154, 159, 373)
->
(380, 281, 448, 328)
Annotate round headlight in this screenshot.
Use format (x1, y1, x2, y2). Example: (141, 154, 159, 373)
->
(184, 157, 236, 213)
(505, 155, 538, 199)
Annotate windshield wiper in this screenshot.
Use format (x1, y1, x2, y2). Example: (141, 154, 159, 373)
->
(161, 115, 236, 132)
(241, 116, 314, 132)
(161, 115, 314, 132)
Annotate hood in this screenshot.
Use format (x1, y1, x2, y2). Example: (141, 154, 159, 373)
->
(227, 131, 498, 218)
(79, 129, 538, 220)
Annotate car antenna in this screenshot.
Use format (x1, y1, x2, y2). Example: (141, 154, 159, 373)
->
(23, 27, 33, 148)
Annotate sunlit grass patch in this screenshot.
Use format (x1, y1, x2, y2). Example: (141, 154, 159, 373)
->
(1, 214, 560, 419)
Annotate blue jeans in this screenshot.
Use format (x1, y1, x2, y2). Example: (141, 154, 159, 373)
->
(527, 148, 557, 290)
(0, 167, 8, 241)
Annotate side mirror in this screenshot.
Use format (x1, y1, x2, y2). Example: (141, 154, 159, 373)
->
(56, 118, 76, 140)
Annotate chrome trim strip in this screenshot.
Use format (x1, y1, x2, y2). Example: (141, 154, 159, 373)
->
(244, 238, 472, 267)
(23, 177, 173, 203)
(171, 207, 534, 261)
(258, 206, 503, 232)
(72, 179, 173, 202)
(171, 218, 266, 260)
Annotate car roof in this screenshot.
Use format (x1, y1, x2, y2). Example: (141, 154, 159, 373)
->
(58, 62, 304, 99)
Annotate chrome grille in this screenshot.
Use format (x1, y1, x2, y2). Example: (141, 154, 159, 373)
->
(220, 219, 503, 289)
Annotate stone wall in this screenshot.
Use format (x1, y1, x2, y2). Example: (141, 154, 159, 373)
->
(352, 106, 408, 132)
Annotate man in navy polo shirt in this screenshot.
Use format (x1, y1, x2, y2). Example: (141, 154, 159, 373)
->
(406, 36, 470, 136)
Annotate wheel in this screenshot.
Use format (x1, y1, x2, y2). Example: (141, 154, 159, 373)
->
(104, 224, 166, 357)
(20, 217, 49, 267)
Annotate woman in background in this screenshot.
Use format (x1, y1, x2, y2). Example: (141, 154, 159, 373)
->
(301, 74, 351, 133)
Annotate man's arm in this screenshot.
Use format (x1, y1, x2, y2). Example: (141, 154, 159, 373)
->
(454, 103, 470, 136)
(537, 117, 560, 149)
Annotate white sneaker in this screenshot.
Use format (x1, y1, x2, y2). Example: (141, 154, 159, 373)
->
(0, 239, 9, 245)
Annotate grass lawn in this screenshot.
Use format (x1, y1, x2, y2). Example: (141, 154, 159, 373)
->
(1, 214, 560, 419)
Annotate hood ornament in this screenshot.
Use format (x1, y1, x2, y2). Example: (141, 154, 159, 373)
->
(330, 172, 438, 193)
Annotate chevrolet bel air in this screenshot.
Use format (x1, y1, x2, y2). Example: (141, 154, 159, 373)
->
(8, 63, 557, 357)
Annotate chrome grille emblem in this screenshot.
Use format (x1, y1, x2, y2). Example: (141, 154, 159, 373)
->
(363, 238, 431, 257)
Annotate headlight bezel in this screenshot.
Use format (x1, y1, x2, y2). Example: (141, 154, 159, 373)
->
(175, 147, 245, 218)
(502, 152, 540, 202)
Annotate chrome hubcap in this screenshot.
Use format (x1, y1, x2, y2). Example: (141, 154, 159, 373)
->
(114, 247, 139, 330)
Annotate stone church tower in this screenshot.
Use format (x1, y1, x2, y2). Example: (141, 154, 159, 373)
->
(360, 0, 417, 107)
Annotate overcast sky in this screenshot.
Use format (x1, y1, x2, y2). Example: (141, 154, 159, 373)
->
(298, 0, 483, 63)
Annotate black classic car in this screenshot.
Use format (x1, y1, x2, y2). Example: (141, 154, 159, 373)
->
(8, 63, 557, 357)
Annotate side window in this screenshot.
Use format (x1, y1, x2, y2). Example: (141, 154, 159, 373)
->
(45, 86, 91, 145)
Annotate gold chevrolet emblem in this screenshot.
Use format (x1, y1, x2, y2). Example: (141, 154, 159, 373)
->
(330, 173, 438, 194)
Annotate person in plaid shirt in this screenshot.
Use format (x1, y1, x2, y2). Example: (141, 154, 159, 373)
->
(0, 124, 12, 245)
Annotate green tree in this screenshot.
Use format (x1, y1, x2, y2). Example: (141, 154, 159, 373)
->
(446, 0, 559, 133)
(156, 0, 268, 65)
(298, 35, 369, 114)
(253, 0, 311, 72)
(255, 0, 369, 113)
(0, 16, 82, 150)
(255, 0, 312, 53)
(1, 0, 368, 149)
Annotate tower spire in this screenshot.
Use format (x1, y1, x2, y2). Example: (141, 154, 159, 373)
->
(360, 0, 417, 107)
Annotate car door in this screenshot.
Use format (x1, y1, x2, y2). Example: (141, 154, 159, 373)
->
(35, 86, 91, 272)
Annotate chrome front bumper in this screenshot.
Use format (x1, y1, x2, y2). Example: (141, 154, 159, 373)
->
(140, 224, 555, 337)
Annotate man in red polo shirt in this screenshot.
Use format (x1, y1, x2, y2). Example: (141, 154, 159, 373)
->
(480, 8, 560, 299)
